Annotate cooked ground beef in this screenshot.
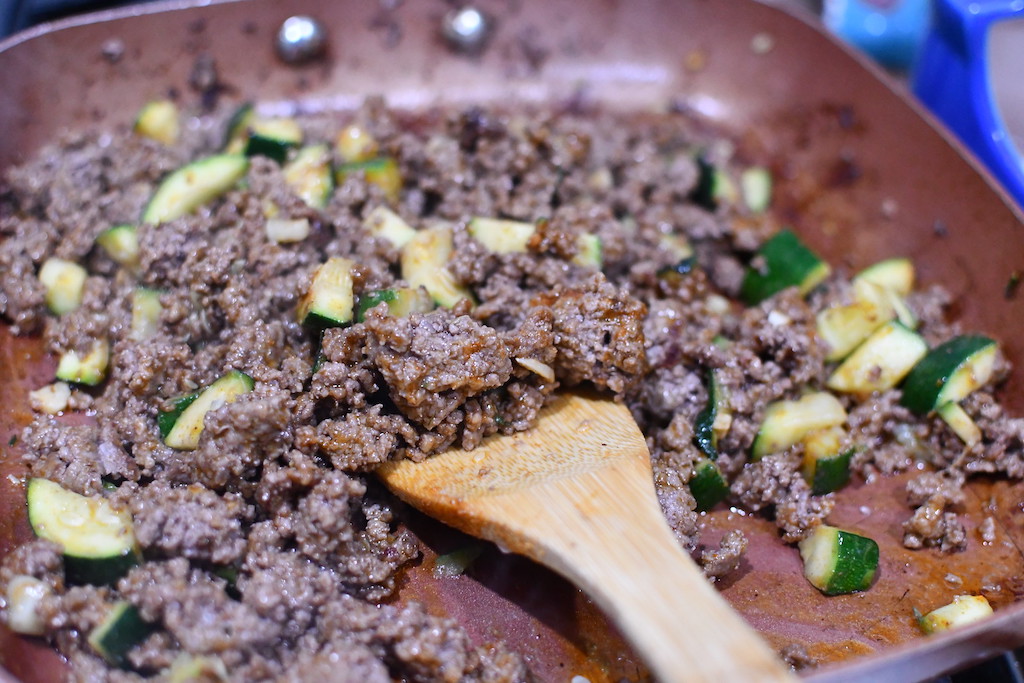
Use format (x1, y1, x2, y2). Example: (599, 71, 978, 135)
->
(1, 94, 1021, 680)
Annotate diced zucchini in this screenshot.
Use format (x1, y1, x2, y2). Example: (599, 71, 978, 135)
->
(826, 321, 927, 395)
(265, 218, 311, 244)
(56, 339, 110, 386)
(572, 233, 603, 268)
(468, 217, 537, 254)
(801, 426, 854, 494)
(798, 525, 879, 595)
(936, 402, 982, 446)
(740, 166, 772, 214)
(433, 544, 485, 578)
(336, 157, 401, 202)
(900, 335, 998, 415)
(134, 99, 179, 146)
(816, 279, 896, 362)
(244, 117, 304, 164)
(27, 478, 138, 585)
(364, 206, 417, 249)
(514, 357, 556, 382)
(740, 229, 831, 305)
(659, 233, 694, 263)
(297, 257, 356, 327)
(752, 392, 847, 460)
(918, 595, 993, 634)
(690, 458, 730, 512)
(401, 226, 475, 308)
(855, 258, 914, 297)
(355, 287, 434, 322)
(29, 381, 72, 415)
(96, 225, 139, 269)
(165, 654, 229, 682)
(5, 575, 51, 635)
(159, 371, 254, 450)
(38, 257, 87, 315)
(694, 368, 730, 459)
(131, 288, 163, 341)
(282, 144, 333, 207)
(691, 156, 739, 209)
(143, 154, 249, 224)
(222, 102, 255, 152)
(335, 124, 379, 163)
(88, 601, 155, 668)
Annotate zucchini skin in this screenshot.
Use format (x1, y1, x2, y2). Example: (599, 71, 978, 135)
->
(740, 229, 830, 305)
(799, 525, 879, 595)
(690, 458, 730, 512)
(693, 368, 726, 459)
(88, 601, 155, 668)
(142, 154, 249, 225)
(900, 335, 997, 415)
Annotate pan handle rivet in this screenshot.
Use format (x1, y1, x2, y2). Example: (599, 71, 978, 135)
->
(442, 7, 492, 53)
(276, 16, 328, 64)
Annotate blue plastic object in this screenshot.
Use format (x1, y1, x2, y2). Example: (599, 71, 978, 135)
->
(824, 0, 932, 69)
(912, 0, 1024, 208)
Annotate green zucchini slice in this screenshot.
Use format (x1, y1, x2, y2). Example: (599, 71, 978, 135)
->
(740, 166, 772, 214)
(694, 368, 730, 459)
(159, 371, 254, 450)
(297, 257, 356, 328)
(690, 156, 738, 210)
(816, 279, 897, 362)
(27, 478, 138, 586)
(918, 595, 993, 634)
(936, 402, 982, 446)
(222, 102, 255, 152)
(38, 257, 87, 315)
(143, 154, 249, 224)
(826, 321, 927, 395)
(740, 229, 831, 305)
(572, 233, 603, 269)
(96, 225, 139, 270)
(690, 458, 730, 512)
(401, 226, 475, 308)
(282, 145, 334, 208)
(88, 601, 155, 668)
(752, 392, 847, 460)
(468, 217, 537, 254)
(336, 157, 402, 202)
(134, 99, 179, 146)
(364, 206, 417, 249)
(798, 525, 879, 595)
(855, 257, 914, 297)
(244, 118, 304, 164)
(900, 335, 998, 415)
(800, 426, 854, 495)
(355, 287, 435, 322)
(56, 339, 110, 386)
(131, 288, 163, 341)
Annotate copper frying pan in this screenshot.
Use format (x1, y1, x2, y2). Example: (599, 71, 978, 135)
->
(2, 0, 1024, 680)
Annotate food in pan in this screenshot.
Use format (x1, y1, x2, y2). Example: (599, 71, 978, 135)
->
(0, 93, 1017, 679)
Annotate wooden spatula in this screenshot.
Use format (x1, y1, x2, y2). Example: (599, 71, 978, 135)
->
(377, 392, 796, 682)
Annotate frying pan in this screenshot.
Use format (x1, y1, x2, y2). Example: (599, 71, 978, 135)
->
(2, 0, 1024, 680)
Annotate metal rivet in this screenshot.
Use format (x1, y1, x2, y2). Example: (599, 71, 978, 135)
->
(442, 6, 492, 54)
(276, 16, 328, 64)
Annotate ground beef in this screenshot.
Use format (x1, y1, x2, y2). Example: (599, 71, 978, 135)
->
(701, 529, 749, 581)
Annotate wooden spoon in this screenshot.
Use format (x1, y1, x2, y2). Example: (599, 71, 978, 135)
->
(377, 392, 796, 682)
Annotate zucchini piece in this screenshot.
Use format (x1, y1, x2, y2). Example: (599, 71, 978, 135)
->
(56, 339, 110, 386)
(740, 166, 772, 214)
(936, 401, 982, 446)
(801, 426, 854, 494)
(282, 145, 334, 208)
(364, 206, 417, 249)
(27, 478, 138, 585)
(798, 525, 879, 595)
(29, 381, 72, 415)
(244, 117, 304, 164)
(690, 458, 730, 512)
(690, 156, 738, 209)
(297, 257, 356, 327)
(659, 233, 694, 263)
(401, 226, 475, 308)
(88, 601, 155, 668)
(5, 575, 51, 635)
(131, 288, 163, 341)
(265, 218, 311, 244)
(572, 233, 603, 268)
(433, 544, 485, 578)
(816, 279, 896, 362)
(38, 257, 87, 315)
(222, 103, 255, 152)
(336, 157, 402, 202)
(918, 595, 993, 634)
(694, 368, 730, 459)
(134, 99, 179, 146)
(740, 229, 831, 305)
(900, 335, 998, 415)
(468, 217, 536, 254)
(826, 321, 928, 395)
(335, 124, 379, 163)
(165, 654, 229, 682)
(855, 257, 914, 296)
(355, 287, 434, 322)
(96, 225, 139, 269)
(752, 392, 847, 460)
(143, 154, 249, 224)
(160, 371, 254, 450)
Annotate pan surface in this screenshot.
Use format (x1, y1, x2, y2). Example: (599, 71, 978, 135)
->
(1, 0, 1024, 680)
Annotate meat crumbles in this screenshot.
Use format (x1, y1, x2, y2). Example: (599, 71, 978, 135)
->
(1, 95, 1022, 680)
